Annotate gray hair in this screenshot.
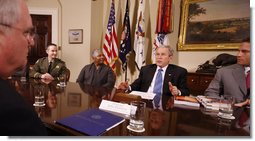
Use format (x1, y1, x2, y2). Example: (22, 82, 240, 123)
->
(0, 0, 21, 33)
(157, 45, 174, 56)
(91, 48, 102, 58)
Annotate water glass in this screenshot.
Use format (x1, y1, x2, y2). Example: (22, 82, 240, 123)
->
(33, 86, 46, 107)
(59, 75, 66, 87)
(218, 96, 234, 119)
(127, 101, 146, 132)
(20, 76, 26, 82)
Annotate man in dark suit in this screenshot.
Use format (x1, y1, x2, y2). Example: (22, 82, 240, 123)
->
(0, 0, 47, 135)
(204, 37, 250, 107)
(118, 45, 189, 97)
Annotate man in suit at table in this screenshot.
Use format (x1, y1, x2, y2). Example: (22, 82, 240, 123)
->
(204, 37, 250, 107)
(118, 45, 189, 98)
(0, 0, 47, 135)
(30, 43, 68, 80)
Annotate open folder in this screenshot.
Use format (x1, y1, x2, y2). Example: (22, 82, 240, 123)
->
(55, 108, 125, 136)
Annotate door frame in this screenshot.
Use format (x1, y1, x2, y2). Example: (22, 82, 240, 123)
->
(29, 8, 58, 48)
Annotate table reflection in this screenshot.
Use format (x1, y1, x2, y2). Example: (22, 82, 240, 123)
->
(148, 108, 165, 136)
(78, 83, 113, 108)
(8, 77, 250, 136)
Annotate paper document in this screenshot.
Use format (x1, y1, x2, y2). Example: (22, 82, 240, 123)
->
(99, 100, 131, 116)
(196, 95, 221, 110)
(174, 99, 200, 107)
(130, 91, 156, 100)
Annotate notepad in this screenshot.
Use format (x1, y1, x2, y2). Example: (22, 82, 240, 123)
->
(55, 108, 125, 136)
(130, 91, 156, 100)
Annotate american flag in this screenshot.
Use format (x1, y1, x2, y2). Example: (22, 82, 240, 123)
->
(103, 0, 118, 70)
(119, 0, 131, 72)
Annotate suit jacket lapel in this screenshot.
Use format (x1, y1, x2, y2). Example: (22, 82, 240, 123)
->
(44, 58, 50, 73)
(148, 65, 157, 84)
(162, 65, 173, 95)
(164, 65, 173, 84)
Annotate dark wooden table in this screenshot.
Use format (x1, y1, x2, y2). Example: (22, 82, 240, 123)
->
(8, 77, 250, 136)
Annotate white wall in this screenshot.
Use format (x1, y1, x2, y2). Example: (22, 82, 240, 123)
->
(27, 0, 91, 82)
(26, 0, 239, 83)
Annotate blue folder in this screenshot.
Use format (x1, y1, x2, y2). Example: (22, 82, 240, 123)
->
(55, 108, 125, 136)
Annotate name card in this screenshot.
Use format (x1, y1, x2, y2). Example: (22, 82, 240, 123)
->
(130, 91, 156, 100)
(99, 100, 131, 116)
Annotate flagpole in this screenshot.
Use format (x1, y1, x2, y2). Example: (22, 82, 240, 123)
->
(125, 62, 128, 82)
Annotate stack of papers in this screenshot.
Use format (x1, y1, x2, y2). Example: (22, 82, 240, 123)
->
(196, 95, 221, 110)
(174, 96, 200, 108)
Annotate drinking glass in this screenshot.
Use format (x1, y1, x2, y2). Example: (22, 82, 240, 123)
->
(33, 86, 46, 107)
(127, 101, 146, 132)
(218, 96, 235, 119)
(20, 76, 26, 82)
(59, 74, 66, 87)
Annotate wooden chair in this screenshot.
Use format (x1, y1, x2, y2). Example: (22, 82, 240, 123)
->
(112, 92, 142, 104)
(65, 68, 71, 82)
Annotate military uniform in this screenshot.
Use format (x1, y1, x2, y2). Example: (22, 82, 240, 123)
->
(29, 57, 67, 80)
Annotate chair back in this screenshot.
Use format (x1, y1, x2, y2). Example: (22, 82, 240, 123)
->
(65, 68, 70, 81)
(112, 93, 142, 104)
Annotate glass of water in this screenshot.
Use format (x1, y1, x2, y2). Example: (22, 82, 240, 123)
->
(59, 74, 66, 87)
(33, 86, 46, 107)
(218, 96, 235, 119)
(127, 101, 146, 132)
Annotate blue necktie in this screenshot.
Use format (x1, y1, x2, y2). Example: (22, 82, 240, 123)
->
(153, 69, 163, 107)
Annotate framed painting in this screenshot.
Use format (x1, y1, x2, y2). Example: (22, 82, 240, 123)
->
(177, 0, 250, 51)
(69, 29, 83, 44)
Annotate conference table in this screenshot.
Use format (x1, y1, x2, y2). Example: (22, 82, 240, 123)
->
(8, 77, 250, 136)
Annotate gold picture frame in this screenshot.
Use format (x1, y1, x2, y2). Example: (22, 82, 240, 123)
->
(69, 29, 83, 44)
(177, 0, 250, 51)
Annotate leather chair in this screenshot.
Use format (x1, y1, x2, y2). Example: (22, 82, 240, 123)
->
(112, 92, 142, 104)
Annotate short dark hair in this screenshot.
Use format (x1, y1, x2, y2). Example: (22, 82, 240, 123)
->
(46, 43, 57, 50)
(242, 37, 250, 43)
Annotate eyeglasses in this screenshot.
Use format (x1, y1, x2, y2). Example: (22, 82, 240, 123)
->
(0, 23, 35, 39)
